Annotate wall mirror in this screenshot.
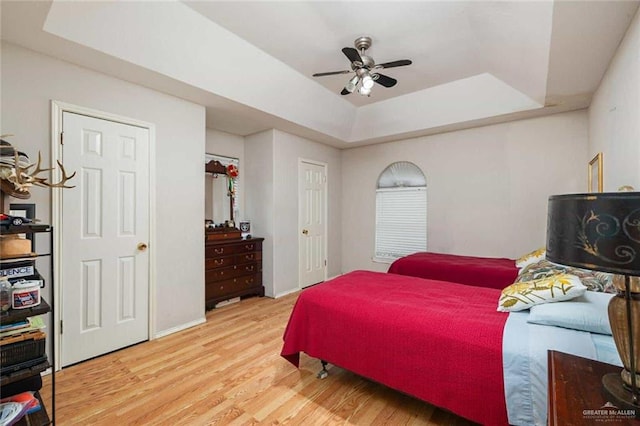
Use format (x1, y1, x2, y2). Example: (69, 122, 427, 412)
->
(205, 153, 239, 227)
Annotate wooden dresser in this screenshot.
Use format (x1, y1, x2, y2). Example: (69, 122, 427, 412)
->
(548, 350, 638, 425)
(205, 236, 264, 309)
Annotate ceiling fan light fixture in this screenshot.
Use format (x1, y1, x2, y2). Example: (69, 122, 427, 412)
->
(358, 85, 372, 96)
(345, 75, 359, 93)
(362, 74, 375, 90)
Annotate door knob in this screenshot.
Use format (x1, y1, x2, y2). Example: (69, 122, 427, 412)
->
(302, 229, 309, 235)
(137, 243, 148, 251)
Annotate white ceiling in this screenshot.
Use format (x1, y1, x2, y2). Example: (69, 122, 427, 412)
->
(1, 1, 639, 148)
(186, 1, 553, 107)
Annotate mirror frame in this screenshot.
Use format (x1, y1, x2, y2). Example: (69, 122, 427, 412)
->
(205, 159, 235, 223)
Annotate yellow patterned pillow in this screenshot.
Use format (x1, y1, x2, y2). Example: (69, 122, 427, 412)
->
(497, 274, 586, 312)
(515, 247, 546, 269)
(517, 259, 615, 293)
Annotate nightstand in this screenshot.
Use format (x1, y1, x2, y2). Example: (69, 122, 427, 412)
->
(548, 350, 639, 425)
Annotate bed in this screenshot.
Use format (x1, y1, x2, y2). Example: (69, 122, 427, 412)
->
(281, 270, 620, 426)
(387, 251, 519, 289)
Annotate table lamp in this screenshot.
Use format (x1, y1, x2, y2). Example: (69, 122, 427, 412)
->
(546, 192, 640, 413)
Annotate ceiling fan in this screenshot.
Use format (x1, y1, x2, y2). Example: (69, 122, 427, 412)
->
(312, 36, 412, 96)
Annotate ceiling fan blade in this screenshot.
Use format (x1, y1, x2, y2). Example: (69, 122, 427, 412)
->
(376, 59, 412, 69)
(342, 47, 362, 65)
(340, 88, 351, 95)
(373, 73, 397, 88)
(312, 70, 352, 77)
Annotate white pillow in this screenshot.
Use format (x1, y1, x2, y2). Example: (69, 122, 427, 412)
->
(527, 291, 614, 335)
(515, 247, 546, 269)
(497, 274, 586, 312)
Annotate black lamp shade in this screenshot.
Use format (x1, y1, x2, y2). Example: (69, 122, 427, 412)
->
(546, 192, 640, 276)
(548, 192, 640, 414)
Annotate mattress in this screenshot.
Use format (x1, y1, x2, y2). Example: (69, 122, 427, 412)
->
(281, 270, 510, 425)
(388, 251, 518, 289)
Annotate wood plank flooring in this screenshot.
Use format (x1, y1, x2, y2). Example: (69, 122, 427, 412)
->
(41, 292, 476, 425)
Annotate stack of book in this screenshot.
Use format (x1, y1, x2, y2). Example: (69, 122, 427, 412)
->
(0, 309, 47, 377)
(0, 257, 48, 410)
(0, 261, 36, 283)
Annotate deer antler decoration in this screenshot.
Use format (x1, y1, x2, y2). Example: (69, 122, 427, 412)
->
(14, 151, 76, 189)
(0, 138, 76, 199)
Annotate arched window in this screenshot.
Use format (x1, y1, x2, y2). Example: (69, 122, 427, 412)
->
(375, 161, 427, 261)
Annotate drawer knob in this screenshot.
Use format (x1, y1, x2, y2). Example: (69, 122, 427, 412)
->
(214, 259, 224, 266)
(245, 244, 254, 250)
(214, 248, 224, 254)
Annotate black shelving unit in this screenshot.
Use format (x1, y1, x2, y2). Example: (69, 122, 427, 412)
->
(1, 223, 55, 425)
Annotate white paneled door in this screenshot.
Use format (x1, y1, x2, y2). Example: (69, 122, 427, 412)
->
(298, 160, 327, 288)
(61, 112, 150, 367)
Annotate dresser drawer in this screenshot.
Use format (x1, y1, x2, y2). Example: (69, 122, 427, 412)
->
(206, 263, 259, 282)
(206, 266, 236, 282)
(206, 277, 243, 299)
(235, 251, 262, 264)
(235, 262, 259, 275)
(205, 244, 237, 258)
(237, 240, 262, 253)
(205, 255, 234, 269)
(205, 274, 262, 300)
(240, 274, 262, 288)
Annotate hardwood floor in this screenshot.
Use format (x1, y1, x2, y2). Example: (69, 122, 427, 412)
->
(41, 292, 476, 425)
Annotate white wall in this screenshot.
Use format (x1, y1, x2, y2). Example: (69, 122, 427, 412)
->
(245, 129, 342, 297)
(589, 7, 640, 190)
(244, 130, 275, 296)
(272, 130, 342, 295)
(1, 42, 206, 335)
(341, 110, 589, 273)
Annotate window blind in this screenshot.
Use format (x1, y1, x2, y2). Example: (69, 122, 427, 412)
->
(375, 187, 426, 260)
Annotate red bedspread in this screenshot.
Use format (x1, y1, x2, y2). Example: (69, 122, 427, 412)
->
(388, 252, 518, 289)
(281, 270, 509, 426)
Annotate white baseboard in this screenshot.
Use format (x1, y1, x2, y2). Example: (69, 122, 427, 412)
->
(274, 274, 343, 299)
(154, 317, 206, 339)
(274, 288, 301, 298)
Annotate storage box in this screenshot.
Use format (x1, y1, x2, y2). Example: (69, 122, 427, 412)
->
(0, 374, 43, 397)
(7, 269, 43, 287)
(0, 235, 32, 257)
(0, 331, 46, 372)
(11, 280, 41, 309)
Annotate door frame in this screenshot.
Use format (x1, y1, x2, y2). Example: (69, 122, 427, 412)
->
(50, 100, 157, 371)
(297, 158, 328, 289)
